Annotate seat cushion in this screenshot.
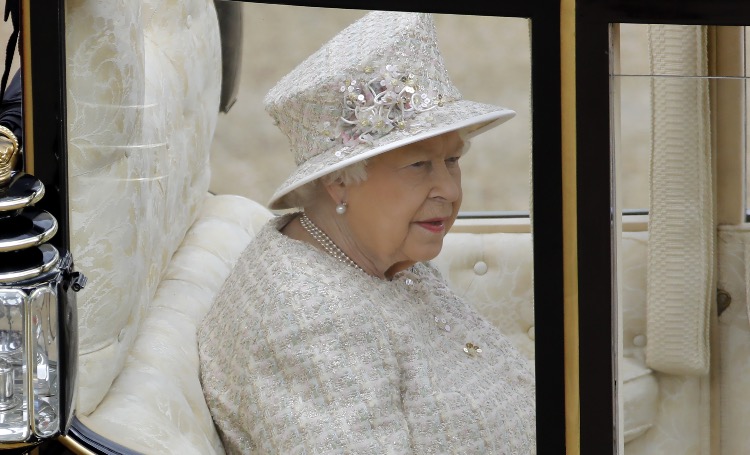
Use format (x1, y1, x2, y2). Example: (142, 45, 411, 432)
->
(78, 194, 273, 454)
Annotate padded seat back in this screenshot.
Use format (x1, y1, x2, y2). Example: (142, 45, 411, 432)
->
(65, 0, 221, 416)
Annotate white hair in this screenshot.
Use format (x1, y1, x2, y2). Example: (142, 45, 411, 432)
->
(283, 160, 369, 209)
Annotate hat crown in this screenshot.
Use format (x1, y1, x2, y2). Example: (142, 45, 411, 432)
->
(264, 11, 462, 166)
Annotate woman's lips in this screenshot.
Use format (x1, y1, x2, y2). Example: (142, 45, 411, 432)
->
(415, 218, 447, 233)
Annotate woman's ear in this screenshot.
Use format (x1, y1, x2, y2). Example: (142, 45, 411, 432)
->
(323, 178, 347, 205)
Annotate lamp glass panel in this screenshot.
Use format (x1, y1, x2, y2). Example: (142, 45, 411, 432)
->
(30, 287, 58, 437)
(0, 289, 28, 442)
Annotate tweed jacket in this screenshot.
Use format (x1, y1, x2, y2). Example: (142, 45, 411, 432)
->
(198, 215, 536, 454)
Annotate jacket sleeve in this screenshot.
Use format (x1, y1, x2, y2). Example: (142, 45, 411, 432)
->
(212, 290, 414, 455)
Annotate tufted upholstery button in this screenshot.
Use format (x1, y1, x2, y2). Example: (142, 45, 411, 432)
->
(186, 14, 193, 29)
(527, 326, 535, 340)
(473, 260, 488, 275)
(117, 328, 127, 343)
(633, 334, 647, 347)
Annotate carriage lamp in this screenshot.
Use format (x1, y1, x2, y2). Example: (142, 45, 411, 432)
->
(0, 134, 82, 445)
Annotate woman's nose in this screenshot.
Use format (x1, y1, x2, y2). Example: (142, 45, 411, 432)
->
(431, 163, 461, 202)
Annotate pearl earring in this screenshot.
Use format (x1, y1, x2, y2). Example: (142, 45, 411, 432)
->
(335, 202, 347, 215)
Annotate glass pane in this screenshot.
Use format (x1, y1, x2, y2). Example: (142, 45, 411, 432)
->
(62, 4, 539, 451)
(202, 5, 537, 453)
(612, 23, 747, 454)
(209, 5, 532, 213)
(29, 287, 59, 437)
(0, 289, 28, 442)
(617, 74, 651, 210)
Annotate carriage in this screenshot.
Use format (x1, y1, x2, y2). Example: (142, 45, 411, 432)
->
(1, 1, 748, 453)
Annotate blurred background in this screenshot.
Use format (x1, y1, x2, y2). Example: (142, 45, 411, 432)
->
(209, 5, 534, 213)
(0, 4, 658, 213)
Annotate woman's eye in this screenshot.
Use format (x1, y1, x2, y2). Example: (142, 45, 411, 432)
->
(410, 161, 429, 168)
(446, 156, 461, 166)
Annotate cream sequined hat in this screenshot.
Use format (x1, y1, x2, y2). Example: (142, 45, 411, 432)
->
(265, 10, 515, 210)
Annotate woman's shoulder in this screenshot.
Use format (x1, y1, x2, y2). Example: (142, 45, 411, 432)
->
(228, 214, 330, 290)
(203, 216, 384, 333)
(199, 221, 395, 370)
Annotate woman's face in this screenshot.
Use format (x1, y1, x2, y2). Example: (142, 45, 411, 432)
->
(343, 130, 464, 274)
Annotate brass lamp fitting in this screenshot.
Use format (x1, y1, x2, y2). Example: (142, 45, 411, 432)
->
(0, 125, 19, 188)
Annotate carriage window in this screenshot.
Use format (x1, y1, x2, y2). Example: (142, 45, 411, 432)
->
(611, 23, 747, 453)
(210, 1, 538, 443)
(208, 4, 532, 215)
(209, 0, 538, 376)
(17, 0, 552, 451)
(614, 24, 651, 212)
(615, 24, 748, 217)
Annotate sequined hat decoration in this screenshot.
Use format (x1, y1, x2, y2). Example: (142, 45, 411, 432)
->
(264, 11, 516, 210)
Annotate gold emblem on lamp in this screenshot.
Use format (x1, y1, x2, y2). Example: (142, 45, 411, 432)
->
(0, 125, 19, 188)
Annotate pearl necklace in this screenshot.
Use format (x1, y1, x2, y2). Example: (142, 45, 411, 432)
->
(299, 213, 363, 272)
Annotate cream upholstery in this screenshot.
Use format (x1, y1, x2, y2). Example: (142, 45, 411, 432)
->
(433, 232, 535, 362)
(617, 232, 709, 454)
(65, 0, 222, 416)
(716, 227, 750, 454)
(80, 195, 272, 454)
(63, 2, 279, 451)
(435, 229, 703, 453)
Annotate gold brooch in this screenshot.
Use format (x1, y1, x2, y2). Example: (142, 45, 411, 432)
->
(463, 342, 482, 357)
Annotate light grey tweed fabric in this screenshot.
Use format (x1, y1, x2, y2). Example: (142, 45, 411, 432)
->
(198, 215, 536, 454)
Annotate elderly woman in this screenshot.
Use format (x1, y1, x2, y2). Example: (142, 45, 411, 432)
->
(199, 10, 535, 454)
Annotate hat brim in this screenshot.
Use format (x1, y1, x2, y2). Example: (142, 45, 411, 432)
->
(268, 99, 516, 210)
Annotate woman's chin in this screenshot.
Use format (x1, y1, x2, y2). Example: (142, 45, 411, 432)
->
(408, 242, 445, 263)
